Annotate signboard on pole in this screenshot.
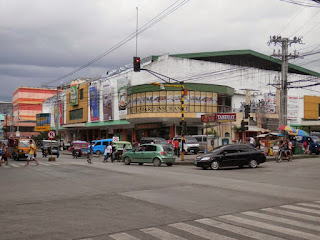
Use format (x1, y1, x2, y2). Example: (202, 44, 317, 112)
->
(48, 130, 56, 140)
(112, 136, 119, 142)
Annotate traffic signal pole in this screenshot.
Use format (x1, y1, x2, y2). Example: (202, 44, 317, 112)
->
(181, 84, 185, 161)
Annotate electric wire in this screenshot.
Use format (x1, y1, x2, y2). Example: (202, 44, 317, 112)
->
(44, 0, 190, 85)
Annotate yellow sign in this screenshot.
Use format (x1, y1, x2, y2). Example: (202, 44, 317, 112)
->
(34, 126, 50, 132)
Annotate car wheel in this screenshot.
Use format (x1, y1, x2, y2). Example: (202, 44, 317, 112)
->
(124, 157, 131, 165)
(249, 159, 258, 168)
(211, 160, 220, 170)
(153, 158, 161, 167)
(138, 163, 143, 165)
(166, 163, 173, 166)
(96, 150, 101, 155)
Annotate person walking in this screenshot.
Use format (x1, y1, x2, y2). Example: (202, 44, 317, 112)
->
(1, 146, 9, 166)
(103, 143, 113, 162)
(303, 139, 308, 154)
(25, 140, 39, 166)
(87, 142, 93, 163)
(173, 139, 180, 157)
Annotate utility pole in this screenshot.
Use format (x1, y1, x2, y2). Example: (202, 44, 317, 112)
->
(268, 36, 302, 127)
(56, 86, 60, 137)
(180, 83, 185, 161)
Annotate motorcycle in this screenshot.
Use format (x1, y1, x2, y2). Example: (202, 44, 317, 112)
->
(275, 148, 293, 162)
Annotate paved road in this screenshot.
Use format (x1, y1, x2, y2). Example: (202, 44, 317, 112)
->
(0, 155, 320, 240)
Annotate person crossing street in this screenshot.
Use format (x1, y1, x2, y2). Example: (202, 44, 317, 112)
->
(25, 140, 39, 166)
(103, 143, 113, 162)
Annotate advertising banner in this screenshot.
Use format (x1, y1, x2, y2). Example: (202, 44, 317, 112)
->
(265, 93, 276, 113)
(102, 80, 113, 121)
(89, 85, 99, 122)
(201, 113, 236, 123)
(117, 77, 129, 119)
(59, 102, 63, 125)
(35, 113, 51, 131)
(70, 85, 78, 106)
(287, 96, 299, 122)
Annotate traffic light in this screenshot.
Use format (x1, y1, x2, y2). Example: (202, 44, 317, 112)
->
(244, 104, 250, 119)
(241, 120, 248, 132)
(133, 57, 140, 72)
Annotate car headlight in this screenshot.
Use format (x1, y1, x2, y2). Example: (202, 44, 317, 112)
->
(19, 150, 23, 152)
(200, 157, 211, 161)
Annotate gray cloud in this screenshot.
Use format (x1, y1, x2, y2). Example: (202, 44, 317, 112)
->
(0, 0, 319, 100)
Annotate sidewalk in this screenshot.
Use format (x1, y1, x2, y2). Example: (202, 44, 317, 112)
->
(62, 150, 317, 165)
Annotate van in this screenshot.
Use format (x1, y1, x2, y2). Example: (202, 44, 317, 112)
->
(192, 135, 208, 152)
(172, 136, 200, 154)
(92, 138, 113, 154)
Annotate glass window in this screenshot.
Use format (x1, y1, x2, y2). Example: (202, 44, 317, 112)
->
(95, 142, 101, 146)
(80, 89, 84, 100)
(145, 145, 157, 151)
(19, 140, 31, 148)
(102, 141, 108, 146)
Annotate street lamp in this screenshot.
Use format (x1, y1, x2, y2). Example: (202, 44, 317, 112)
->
(152, 81, 186, 161)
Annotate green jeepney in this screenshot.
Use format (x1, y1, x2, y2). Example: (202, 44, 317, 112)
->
(112, 141, 132, 161)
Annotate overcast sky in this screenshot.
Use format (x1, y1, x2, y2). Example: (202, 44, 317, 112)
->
(1, 0, 320, 100)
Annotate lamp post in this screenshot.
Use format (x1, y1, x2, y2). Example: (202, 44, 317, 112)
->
(152, 81, 185, 161)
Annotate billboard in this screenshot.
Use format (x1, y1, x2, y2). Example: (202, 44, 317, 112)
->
(70, 85, 78, 106)
(89, 85, 99, 122)
(35, 113, 51, 131)
(102, 80, 113, 121)
(117, 77, 129, 119)
(201, 113, 236, 123)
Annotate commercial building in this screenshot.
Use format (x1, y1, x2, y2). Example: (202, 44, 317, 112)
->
(56, 49, 319, 144)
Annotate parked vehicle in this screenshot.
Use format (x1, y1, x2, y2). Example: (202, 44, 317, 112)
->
(122, 144, 175, 167)
(172, 136, 200, 154)
(192, 135, 208, 152)
(111, 141, 133, 161)
(41, 140, 59, 157)
(306, 136, 320, 155)
(70, 141, 89, 158)
(140, 137, 168, 145)
(9, 138, 36, 161)
(194, 144, 266, 170)
(92, 138, 113, 154)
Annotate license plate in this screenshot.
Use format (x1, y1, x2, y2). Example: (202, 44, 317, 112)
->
(190, 150, 194, 152)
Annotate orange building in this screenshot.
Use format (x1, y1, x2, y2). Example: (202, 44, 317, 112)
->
(8, 87, 57, 138)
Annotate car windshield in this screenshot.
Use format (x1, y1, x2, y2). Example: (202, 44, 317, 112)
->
(162, 145, 174, 152)
(155, 138, 167, 144)
(311, 136, 320, 143)
(185, 137, 198, 144)
(19, 140, 31, 148)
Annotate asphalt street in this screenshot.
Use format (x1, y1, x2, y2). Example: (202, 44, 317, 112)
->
(0, 154, 320, 240)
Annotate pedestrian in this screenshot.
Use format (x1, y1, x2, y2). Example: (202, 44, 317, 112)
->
(249, 136, 255, 148)
(122, 144, 127, 154)
(288, 139, 293, 156)
(87, 142, 93, 163)
(1, 146, 9, 166)
(25, 140, 39, 166)
(303, 139, 308, 154)
(103, 143, 113, 162)
(173, 139, 180, 157)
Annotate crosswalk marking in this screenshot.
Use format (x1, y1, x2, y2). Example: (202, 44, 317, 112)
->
(38, 162, 51, 166)
(297, 202, 320, 209)
(170, 222, 236, 240)
(9, 163, 22, 167)
(242, 211, 320, 231)
(281, 205, 320, 215)
(196, 218, 286, 240)
(109, 232, 140, 240)
(262, 207, 320, 222)
(220, 215, 320, 240)
(141, 227, 187, 240)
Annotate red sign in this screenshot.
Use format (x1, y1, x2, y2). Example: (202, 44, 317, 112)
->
(48, 130, 56, 139)
(201, 113, 236, 123)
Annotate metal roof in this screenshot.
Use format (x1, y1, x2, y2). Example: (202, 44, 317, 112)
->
(152, 49, 320, 77)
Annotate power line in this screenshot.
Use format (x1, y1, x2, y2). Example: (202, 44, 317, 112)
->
(44, 0, 190, 86)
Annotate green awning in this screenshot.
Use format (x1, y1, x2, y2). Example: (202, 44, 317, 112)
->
(86, 120, 130, 127)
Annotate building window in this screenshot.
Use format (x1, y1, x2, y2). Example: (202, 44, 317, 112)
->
(80, 89, 84, 100)
(69, 108, 83, 120)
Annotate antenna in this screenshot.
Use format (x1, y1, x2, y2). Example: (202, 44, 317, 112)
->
(136, 6, 138, 57)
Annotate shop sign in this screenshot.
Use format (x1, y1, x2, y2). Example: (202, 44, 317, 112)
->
(135, 122, 162, 130)
(201, 113, 236, 123)
(34, 126, 50, 132)
(35, 113, 51, 131)
(70, 85, 78, 106)
(89, 85, 99, 122)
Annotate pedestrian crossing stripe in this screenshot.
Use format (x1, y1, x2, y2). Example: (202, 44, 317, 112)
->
(102, 200, 320, 240)
(0, 162, 72, 168)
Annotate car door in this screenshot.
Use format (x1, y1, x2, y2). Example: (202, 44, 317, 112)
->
(221, 146, 238, 167)
(144, 144, 157, 163)
(237, 145, 252, 166)
(131, 145, 145, 162)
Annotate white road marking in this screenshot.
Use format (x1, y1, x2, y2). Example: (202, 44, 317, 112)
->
(141, 227, 187, 240)
(196, 218, 286, 240)
(281, 205, 320, 215)
(9, 163, 21, 167)
(220, 215, 320, 240)
(262, 207, 320, 222)
(109, 233, 140, 240)
(169, 222, 236, 240)
(297, 202, 320, 209)
(242, 211, 320, 231)
(38, 162, 51, 166)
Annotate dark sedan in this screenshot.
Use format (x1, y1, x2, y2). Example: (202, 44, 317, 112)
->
(194, 144, 266, 170)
